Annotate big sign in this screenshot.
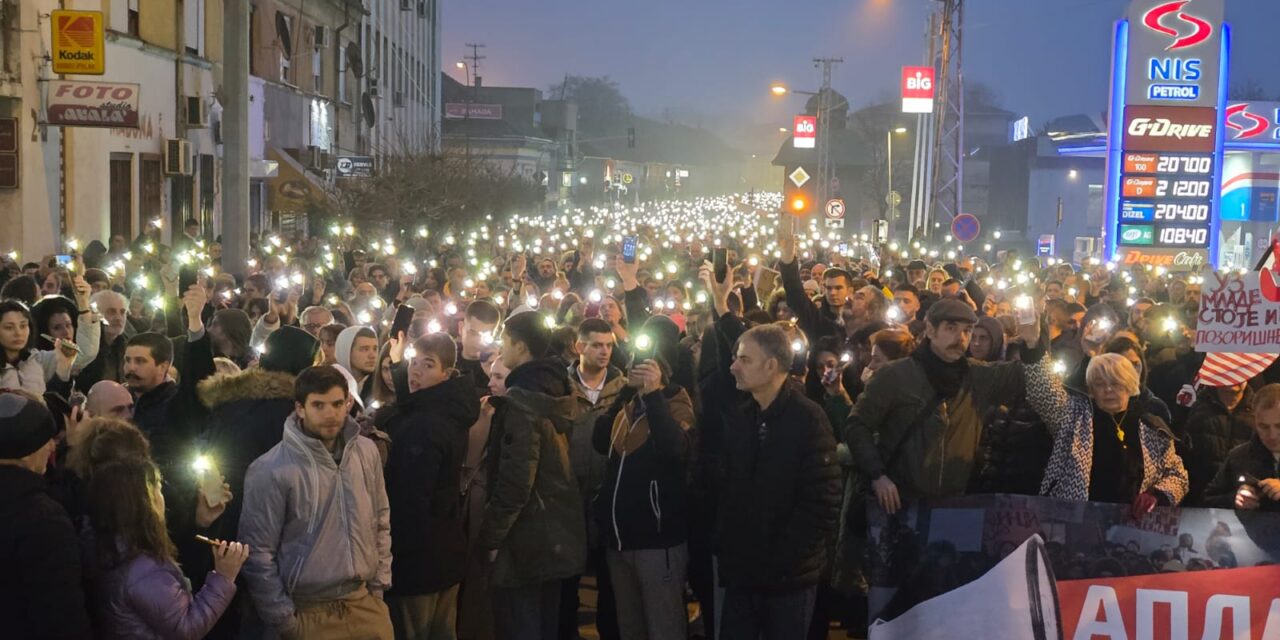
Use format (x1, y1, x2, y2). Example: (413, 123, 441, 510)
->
(793, 115, 817, 149)
(1105, 0, 1226, 268)
(901, 66, 934, 114)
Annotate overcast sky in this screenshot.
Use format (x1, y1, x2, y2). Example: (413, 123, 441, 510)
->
(442, 0, 1280, 131)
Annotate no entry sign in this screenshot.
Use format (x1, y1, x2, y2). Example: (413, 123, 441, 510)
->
(951, 213, 981, 243)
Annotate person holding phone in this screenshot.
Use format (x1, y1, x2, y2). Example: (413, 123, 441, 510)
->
(92, 456, 248, 639)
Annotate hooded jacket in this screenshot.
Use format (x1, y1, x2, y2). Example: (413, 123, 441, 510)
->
(378, 373, 481, 596)
(592, 384, 695, 551)
(336, 325, 376, 403)
(0, 465, 93, 639)
(238, 413, 392, 633)
(480, 357, 588, 588)
(197, 368, 298, 542)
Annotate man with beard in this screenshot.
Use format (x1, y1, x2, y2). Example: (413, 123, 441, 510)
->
(846, 299, 1038, 513)
(79, 290, 133, 386)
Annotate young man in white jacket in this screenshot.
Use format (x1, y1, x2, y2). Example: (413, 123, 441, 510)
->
(239, 365, 393, 640)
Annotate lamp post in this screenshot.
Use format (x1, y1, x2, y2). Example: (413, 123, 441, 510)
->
(887, 126, 908, 234)
(456, 61, 472, 169)
(769, 73, 847, 209)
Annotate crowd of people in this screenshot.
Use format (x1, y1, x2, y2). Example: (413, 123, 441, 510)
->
(0, 194, 1276, 640)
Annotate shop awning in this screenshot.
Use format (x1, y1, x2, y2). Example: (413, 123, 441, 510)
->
(266, 147, 333, 213)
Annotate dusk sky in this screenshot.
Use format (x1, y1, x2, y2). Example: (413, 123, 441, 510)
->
(442, 0, 1280, 136)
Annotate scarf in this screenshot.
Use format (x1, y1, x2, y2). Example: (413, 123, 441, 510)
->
(911, 339, 969, 399)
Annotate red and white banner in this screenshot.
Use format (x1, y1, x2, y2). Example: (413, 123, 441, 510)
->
(46, 80, 139, 128)
(793, 114, 817, 149)
(902, 66, 935, 114)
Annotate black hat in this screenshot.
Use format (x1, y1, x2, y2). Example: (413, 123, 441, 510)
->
(926, 298, 978, 325)
(907, 260, 929, 271)
(0, 392, 56, 459)
(259, 325, 320, 376)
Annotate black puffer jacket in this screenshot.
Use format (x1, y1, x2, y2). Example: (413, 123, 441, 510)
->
(974, 400, 1053, 496)
(1184, 389, 1255, 505)
(380, 373, 480, 595)
(712, 315, 842, 592)
(1202, 435, 1280, 512)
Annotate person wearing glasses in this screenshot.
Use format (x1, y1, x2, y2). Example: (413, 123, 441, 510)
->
(1023, 340, 1189, 517)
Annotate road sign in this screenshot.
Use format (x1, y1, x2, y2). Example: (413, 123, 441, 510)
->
(335, 156, 374, 178)
(886, 190, 902, 207)
(825, 219, 845, 229)
(788, 166, 811, 188)
(825, 199, 846, 220)
(622, 173, 633, 185)
(51, 10, 105, 75)
(902, 66, 935, 114)
(951, 213, 981, 243)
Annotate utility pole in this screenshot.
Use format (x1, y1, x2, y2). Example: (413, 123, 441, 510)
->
(222, 0, 250, 276)
(464, 43, 486, 88)
(813, 57, 842, 209)
(928, 0, 965, 239)
(462, 43, 485, 172)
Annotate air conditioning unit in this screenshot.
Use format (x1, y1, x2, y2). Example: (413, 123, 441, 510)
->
(306, 145, 323, 170)
(164, 139, 192, 175)
(185, 96, 208, 128)
(313, 25, 329, 49)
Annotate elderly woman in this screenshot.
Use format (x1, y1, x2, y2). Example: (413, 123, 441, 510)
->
(1025, 348, 1188, 515)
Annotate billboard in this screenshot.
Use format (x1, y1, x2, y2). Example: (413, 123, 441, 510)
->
(46, 80, 140, 129)
(901, 66, 935, 114)
(1104, 0, 1227, 268)
(793, 115, 817, 149)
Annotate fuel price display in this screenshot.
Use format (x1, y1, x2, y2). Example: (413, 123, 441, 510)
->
(1117, 151, 1215, 249)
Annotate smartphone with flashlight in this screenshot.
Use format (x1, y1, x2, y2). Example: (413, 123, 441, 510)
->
(1014, 295, 1036, 326)
(55, 254, 74, 267)
(621, 236, 638, 264)
(390, 303, 415, 338)
(192, 456, 227, 509)
(713, 248, 728, 283)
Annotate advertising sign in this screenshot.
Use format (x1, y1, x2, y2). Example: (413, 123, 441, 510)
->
(443, 103, 503, 119)
(335, 156, 374, 178)
(46, 80, 140, 129)
(51, 10, 104, 75)
(1225, 101, 1280, 141)
(1104, 0, 1226, 268)
(793, 115, 817, 149)
(0, 118, 16, 189)
(901, 66, 935, 114)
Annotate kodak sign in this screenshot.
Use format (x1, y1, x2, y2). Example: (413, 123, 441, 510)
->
(51, 10, 105, 75)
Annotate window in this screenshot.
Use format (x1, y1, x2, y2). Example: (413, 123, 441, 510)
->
(278, 13, 292, 84)
(417, 0, 427, 18)
(338, 40, 348, 103)
(312, 48, 322, 94)
(109, 155, 133, 239)
(184, 0, 205, 55)
(128, 0, 140, 36)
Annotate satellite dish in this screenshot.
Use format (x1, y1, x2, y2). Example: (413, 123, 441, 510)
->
(275, 13, 292, 59)
(361, 93, 376, 129)
(345, 43, 364, 78)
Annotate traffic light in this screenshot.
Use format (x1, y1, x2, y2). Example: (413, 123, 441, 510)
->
(627, 127, 636, 149)
(783, 165, 815, 216)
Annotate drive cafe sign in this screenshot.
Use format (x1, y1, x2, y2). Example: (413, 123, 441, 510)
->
(1106, 0, 1226, 269)
(46, 80, 140, 129)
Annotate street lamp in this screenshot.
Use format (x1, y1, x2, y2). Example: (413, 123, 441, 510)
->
(770, 83, 789, 97)
(778, 127, 789, 133)
(455, 61, 471, 87)
(886, 127, 909, 233)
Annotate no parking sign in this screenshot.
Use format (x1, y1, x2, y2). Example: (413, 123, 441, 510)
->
(951, 213, 980, 243)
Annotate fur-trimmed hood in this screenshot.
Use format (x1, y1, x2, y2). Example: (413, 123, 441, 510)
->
(198, 367, 296, 410)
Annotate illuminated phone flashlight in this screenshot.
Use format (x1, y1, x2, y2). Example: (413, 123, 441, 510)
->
(605, 278, 617, 289)
(552, 289, 565, 301)
(402, 262, 418, 276)
(344, 224, 355, 236)
(326, 294, 339, 305)
(246, 258, 258, 269)
(543, 315, 556, 329)
(427, 318, 442, 334)
(525, 295, 538, 309)
(1052, 360, 1068, 376)
(790, 339, 805, 354)
(445, 302, 458, 316)
(1163, 317, 1180, 334)
(329, 224, 342, 236)
(417, 226, 429, 238)
(444, 234, 456, 245)
(666, 262, 678, 274)
(191, 454, 212, 474)
(588, 290, 603, 303)
(1068, 287, 1078, 297)
(634, 334, 653, 352)
(6, 250, 16, 261)
(695, 291, 708, 304)
(1015, 295, 1033, 311)
(403, 344, 417, 360)
(142, 242, 155, 255)
(255, 343, 267, 356)
(370, 297, 385, 309)
(481, 331, 495, 346)
(290, 272, 305, 286)
(151, 218, 163, 229)
(1096, 318, 1113, 333)
(748, 256, 759, 267)
(149, 296, 165, 310)
(357, 310, 373, 324)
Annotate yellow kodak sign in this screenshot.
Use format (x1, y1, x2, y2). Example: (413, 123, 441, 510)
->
(51, 10, 105, 75)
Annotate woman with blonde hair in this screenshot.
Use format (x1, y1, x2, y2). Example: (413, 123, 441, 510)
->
(1025, 350, 1188, 516)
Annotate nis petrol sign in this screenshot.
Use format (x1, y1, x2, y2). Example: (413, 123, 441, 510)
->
(51, 10, 105, 75)
(1225, 102, 1280, 141)
(1127, 0, 1223, 108)
(901, 66, 935, 114)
